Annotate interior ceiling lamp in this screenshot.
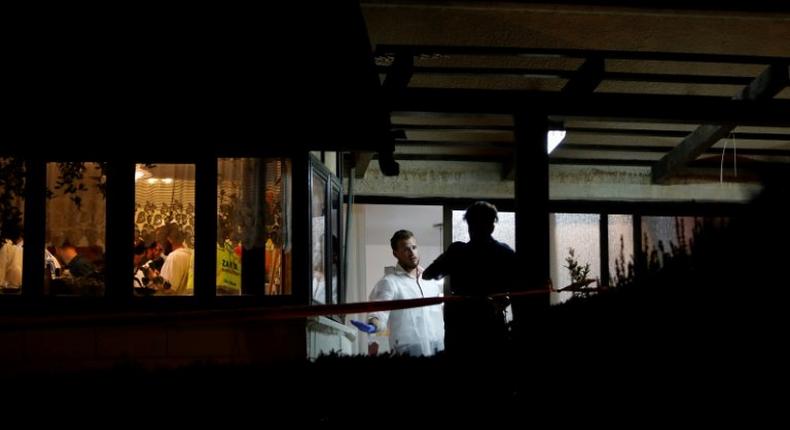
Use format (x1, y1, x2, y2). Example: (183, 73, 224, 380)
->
(146, 177, 174, 185)
(134, 165, 152, 182)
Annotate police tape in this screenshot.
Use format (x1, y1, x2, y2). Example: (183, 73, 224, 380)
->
(0, 289, 553, 328)
(228, 288, 553, 321)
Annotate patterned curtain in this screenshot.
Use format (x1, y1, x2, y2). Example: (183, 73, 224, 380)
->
(218, 158, 291, 295)
(134, 164, 195, 247)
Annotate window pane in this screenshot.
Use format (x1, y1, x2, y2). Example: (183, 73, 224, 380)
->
(0, 157, 25, 293)
(640, 216, 728, 271)
(46, 162, 106, 296)
(550, 213, 600, 304)
(608, 214, 634, 287)
(265, 159, 292, 295)
(641, 216, 696, 269)
(311, 172, 327, 304)
(134, 163, 195, 296)
(216, 158, 292, 296)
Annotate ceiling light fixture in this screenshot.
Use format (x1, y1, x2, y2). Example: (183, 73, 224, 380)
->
(547, 130, 566, 154)
(135, 165, 152, 182)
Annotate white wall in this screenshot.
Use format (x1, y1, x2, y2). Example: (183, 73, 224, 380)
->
(306, 316, 356, 359)
(363, 204, 443, 296)
(352, 160, 761, 202)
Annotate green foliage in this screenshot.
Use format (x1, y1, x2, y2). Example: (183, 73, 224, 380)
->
(612, 235, 634, 288)
(0, 157, 25, 235)
(52, 162, 90, 208)
(50, 162, 151, 208)
(564, 247, 591, 285)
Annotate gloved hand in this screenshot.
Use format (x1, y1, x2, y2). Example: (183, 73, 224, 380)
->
(351, 319, 377, 333)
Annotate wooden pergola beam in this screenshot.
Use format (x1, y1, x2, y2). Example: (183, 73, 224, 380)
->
(378, 65, 755, 86)
(354, 51, 415, 179)
(353, 152, 375, 179)
(382, 52, 414, 93)
(562, 56, 605, 94)
(389, 88, 790, 125)
(376, 44, 789, 65)
(504, 57, 604, 180)
(651, 63, 789, 184)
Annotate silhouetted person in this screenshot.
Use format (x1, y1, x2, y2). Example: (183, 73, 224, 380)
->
(0, 222, 23, 287)
(424, 201, 517, 358)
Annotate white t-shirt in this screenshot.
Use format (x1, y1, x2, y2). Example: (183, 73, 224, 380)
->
(160, 247, 193, 294)
(0, 239, 23, 287)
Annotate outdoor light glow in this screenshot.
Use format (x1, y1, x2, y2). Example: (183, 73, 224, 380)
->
(547, 130, 566, 154)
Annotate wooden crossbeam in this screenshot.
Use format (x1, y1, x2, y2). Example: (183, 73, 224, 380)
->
(651, 63, 789, 184)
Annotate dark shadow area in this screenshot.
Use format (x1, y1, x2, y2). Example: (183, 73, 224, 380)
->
(4, 170, 788, 423)
(5, 2, 391, 159)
